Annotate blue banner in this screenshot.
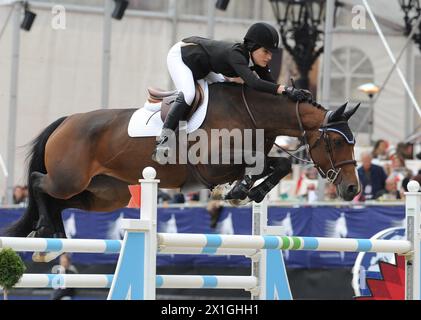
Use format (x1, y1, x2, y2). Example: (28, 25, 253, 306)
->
(0, 205, 405, 268)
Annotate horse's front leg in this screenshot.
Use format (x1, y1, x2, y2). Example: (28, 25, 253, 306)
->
(247, 157, 292, 203)
(223, 157, 272, 201)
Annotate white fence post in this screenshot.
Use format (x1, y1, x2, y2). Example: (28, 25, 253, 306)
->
(405, 180, 421, 300)
(252, 196, 292, 300)
(107, 167, 159, 300)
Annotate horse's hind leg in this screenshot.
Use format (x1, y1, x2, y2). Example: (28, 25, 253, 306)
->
(30, 172, 66, 238)
(248, 157, 292, 203)
(30, 171, 68, 262)
(67, 175, 131, 212)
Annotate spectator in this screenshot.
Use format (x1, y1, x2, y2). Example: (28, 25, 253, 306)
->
(13, 185, 27, 205)
(186, 192, 200, 202)
(412, 172, 421, 185)
(158, 189, 172, 204)
(388, 154, 412, 188)
(396, 142, 414, 160)
(306, 183, 318, 203)
(51, 253, 78, 300)
(324, 183, 338, 200)
(207, 200, 224, 229)
(375, 177, 402, 200)
(22, 186, 28, 203)
(171, 193, 185, 204)
(295, 167, 318, 197)
(357, 152, 387, 200)
(371, 139, 389, 160)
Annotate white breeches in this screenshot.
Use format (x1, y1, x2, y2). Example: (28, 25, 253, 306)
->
(167, 42, 225, 105)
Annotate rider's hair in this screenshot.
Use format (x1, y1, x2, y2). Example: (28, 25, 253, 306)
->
(244, 39, 261, 53)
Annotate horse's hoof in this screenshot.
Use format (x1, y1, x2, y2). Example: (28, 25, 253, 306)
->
(248, 188, 266, 203)
(27, 229, 65, 263)
(225, 189, 247, 201)
(224, 184, 249, 201)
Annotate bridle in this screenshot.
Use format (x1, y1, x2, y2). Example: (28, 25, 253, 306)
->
(289, 102, 358, 184)
(241, 86, 357, 184)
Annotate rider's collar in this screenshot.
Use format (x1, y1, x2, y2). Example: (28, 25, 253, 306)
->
(248, 53, 254, 68)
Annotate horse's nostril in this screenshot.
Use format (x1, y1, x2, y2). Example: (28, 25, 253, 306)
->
(347, 185, 358, 194)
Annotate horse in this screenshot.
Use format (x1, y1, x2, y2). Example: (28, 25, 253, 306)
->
(3, 82, 361, 262)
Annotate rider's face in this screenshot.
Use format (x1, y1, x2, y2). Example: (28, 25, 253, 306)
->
(251, 47, 272, 68)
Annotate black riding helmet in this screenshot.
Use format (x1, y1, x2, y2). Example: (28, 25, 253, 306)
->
(244, 22, 279, 53)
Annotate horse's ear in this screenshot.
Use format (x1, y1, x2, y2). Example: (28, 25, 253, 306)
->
(328, 102, 348, 122)
(343, 102, 361, 120)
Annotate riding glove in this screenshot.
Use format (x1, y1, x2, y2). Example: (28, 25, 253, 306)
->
(282, 86, 313, 103)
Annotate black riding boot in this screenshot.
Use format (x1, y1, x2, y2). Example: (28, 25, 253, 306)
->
(152, 92, 191, 163)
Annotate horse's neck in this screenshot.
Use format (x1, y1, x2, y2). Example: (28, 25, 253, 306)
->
(208, 84, 326, 138)
(250, 92, 326, 138)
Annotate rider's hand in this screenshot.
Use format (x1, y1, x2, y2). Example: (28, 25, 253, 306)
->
(282, 86, 313, 102)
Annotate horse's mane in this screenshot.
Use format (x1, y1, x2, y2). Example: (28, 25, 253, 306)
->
(210, 82, 328, 112)
(308, 99, 327, 111)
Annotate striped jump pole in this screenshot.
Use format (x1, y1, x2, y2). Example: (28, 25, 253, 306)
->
(156, 233, 412, 253)
(0, 238, 258, 257)
(10, 274, 257, 291)
(0, 237, 122, 254)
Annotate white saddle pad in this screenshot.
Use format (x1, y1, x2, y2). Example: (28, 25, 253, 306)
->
(128, 80, 209, 137)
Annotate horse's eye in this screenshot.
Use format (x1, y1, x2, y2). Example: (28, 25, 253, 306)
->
(334, 140, 343, 147)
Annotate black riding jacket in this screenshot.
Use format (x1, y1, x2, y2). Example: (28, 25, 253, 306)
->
(181, 36, 279, 95)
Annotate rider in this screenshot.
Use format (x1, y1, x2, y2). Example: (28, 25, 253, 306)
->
(152, 22, 312, 163)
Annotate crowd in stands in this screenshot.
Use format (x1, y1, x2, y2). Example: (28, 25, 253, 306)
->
(12, 185, 28, 205)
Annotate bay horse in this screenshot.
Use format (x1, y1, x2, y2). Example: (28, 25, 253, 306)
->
(3, 82, 361, 262)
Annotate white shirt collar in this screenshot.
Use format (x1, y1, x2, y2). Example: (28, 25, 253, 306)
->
(248, 53, 254, 67)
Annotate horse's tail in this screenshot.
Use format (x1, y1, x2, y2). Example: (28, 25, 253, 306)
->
(1, 116, 68, 237)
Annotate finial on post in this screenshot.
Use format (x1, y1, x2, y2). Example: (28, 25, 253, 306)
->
(142, 167, 157, 180)
(407, 180, 420, 192)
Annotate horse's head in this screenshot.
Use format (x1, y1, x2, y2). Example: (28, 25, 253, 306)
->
(306, 102, 361, 201)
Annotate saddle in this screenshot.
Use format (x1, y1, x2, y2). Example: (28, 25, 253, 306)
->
(147, 83, 204, 123)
